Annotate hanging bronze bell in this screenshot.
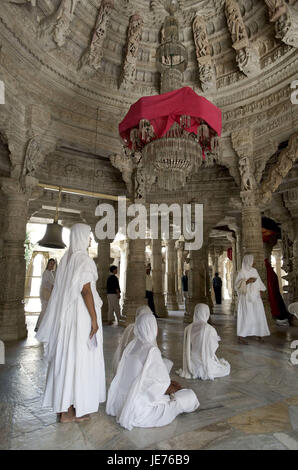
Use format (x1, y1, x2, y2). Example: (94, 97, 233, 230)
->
(38, 221, 66, 249)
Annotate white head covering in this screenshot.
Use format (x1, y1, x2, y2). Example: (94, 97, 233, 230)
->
(134, 311, 157, 345)
(193, 303, 210, 325)
(177, 303, 230, 380)
(68, 223, 91, 256)
(235, 254, 266, 302)
(112, 305, 154, 375)
(36, 223, 100, 360)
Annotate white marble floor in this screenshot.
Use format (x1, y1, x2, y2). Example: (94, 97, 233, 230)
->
(1, 304, 298, 450)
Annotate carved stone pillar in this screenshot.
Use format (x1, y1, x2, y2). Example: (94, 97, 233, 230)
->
(241, 191, 274, 329)
(0, 177, 39, 340)
(165, 239, 179, 311)
(152, 238, 168, 318)
(119, 239, 128, 311)
(95, 239, 111, 324)
(186, 243, 209, 323)
(176, 241, 184, 305)
(121, 238, 146, 325)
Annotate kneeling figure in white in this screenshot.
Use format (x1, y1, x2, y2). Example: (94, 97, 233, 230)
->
(112, 305, 173, 376)
(106, 312, 199, 430)
(177, 303, 230, 381)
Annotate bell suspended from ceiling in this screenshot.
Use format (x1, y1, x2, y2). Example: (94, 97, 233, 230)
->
(38, 188, 66, 249)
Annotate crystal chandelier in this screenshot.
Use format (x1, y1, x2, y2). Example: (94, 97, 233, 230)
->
(118, 4, 222, 192)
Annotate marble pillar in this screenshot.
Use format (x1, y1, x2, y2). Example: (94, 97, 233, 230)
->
(186, 244, 208, 323)
(119, 239, 128, 311)
(121, 238, 146, 325)
(95, 238, 111, 324)
(176, 241, 184, 305)
(0, 177, 39, 340)
(241, 190, 274, 329)
(152, 238, 168, 318)
(165, 239, 179, 311)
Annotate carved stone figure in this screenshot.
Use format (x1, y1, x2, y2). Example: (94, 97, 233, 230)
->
(39, 0, 81, 49)
(225, 0, 249, 49)
(239, 157, 256, 191)
(264, 0, 288, 22)
(22, 137, 42, 177)
(119, 13, 143, 89)
(79, 0, 113, 72)
(193, 15, 216, 92)
(4, 0, 36, 4)
(110, 150, 134, 196)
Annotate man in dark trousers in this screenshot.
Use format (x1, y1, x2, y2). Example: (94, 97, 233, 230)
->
(212, 272, 222, 305)
(181, 271, 188, 307)
(107, 265, 121, 325)
(145, 264, 159, 318)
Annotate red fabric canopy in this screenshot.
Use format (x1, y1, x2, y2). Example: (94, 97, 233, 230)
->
(119, 87, 222, 148)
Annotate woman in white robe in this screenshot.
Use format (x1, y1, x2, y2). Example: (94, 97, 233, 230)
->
(35, 258, 56, 332)
(177, 303, 230, 381)
(106, 312, 199, 431)
(235, 254, 270, 344)
(112, 305, 173, 376)
(36, 223, 106, 422)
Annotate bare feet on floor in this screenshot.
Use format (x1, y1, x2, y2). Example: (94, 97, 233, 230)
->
(256, 336, 265, 343)
(75, 414, 90, 422)
(60, 405, 76, 423)
(238, 337, 248, 345)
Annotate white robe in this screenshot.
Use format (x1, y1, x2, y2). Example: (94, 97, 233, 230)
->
(107, 313, 199, 430)
(177, 303, 230, 381)
(36, 224, 106, 417)
(35, 269, 55, 331)
(112, 322, 173, 376)
(235, 256, 270, 338)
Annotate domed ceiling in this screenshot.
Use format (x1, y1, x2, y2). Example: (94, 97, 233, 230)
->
(0, 0, 297, 181)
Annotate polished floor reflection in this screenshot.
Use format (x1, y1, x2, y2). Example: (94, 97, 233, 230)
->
(1, 303, 298, 450)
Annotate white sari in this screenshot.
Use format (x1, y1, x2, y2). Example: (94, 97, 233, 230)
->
(106, 313, 199, 430)
(177, 304, 230, 381)
(36, 224, 106, 417)
(235, 254, 270, 338)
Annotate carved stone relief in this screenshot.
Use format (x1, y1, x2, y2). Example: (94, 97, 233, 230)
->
(192, 14, 216, 92)
(79, 0, 114, 73)
(39, 0, 81, 50)
(225, 0, 260, 77)
(119, 13, 144, 89)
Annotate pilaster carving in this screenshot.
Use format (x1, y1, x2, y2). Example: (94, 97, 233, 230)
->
(261, 132, 298, 203)
(264, 0, 298, 48)
(225, 0, 260, 77)
(192, 14, 216, 92)
(39, 0, 81, 50)
(119, 13, 143, 90)
(79, 0, 114, 73)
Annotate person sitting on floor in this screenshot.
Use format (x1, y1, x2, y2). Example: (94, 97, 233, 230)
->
(106, 312, 199, 430)
(112, 305, 173, 376)
(177, 303, 230, 381)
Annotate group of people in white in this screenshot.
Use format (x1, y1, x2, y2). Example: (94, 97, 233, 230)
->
(35, 223, 270, 429)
